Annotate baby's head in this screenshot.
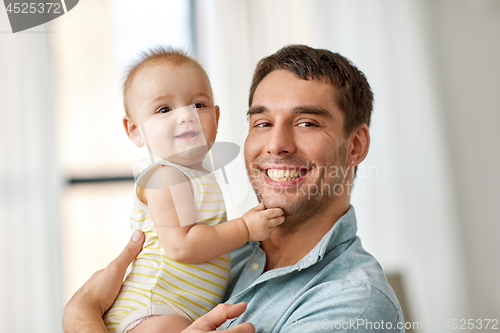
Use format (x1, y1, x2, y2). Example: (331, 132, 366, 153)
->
(123, 47, 219, 170)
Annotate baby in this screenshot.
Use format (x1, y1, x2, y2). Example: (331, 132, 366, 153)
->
(103, 47, 285, 333)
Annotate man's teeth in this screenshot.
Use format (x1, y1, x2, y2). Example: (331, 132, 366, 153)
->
(266, 169, 305, 181)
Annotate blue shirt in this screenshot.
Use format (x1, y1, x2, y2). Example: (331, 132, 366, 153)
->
(219, 206, 404, 332)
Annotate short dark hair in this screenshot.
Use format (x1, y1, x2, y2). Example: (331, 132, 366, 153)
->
(249, 44, 373, 134)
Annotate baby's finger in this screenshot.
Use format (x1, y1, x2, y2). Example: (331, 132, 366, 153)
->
(271, 208, 284, 217)
(268, 216, 285, 227)
(253, 202, 266, 211)
(262, 208, 284, 219)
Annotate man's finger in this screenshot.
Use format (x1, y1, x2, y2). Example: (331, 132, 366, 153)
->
(191, 303, 248, 330)
(220, 322, 255, 333)
(109, 230, 145, 272)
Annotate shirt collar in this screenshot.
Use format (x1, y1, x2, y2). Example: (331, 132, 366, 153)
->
(295, 205, 357, 271)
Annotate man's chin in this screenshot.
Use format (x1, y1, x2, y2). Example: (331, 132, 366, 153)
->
(260, 196, 293, 213)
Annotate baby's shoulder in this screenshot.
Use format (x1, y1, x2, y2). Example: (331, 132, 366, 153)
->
(140, 163, 190, 190)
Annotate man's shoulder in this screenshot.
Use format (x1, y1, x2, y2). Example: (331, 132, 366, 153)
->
(285, 280, 404, 332)
(285, 238, 404, 331)
(317, 237, 397, 294)
(317, 236, 399, 305)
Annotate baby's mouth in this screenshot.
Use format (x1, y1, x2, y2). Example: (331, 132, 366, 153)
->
(175, 131, 200, 139)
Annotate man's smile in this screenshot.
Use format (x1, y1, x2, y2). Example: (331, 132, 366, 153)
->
(263, 166, 310, 186)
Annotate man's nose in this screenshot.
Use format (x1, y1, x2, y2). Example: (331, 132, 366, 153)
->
(267, 124, 297, 156)
(176, 106, 197, 124)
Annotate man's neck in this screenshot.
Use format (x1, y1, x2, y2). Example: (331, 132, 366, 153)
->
(261, 200, 350, 272)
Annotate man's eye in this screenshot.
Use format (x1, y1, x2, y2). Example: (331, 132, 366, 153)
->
(193, 103, 207, 109)
(255, 122, 272, 128)
(298, 122, 316, 127)
(158, 106, 172, 113)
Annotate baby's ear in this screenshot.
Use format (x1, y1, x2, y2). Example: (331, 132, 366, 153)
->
(123, 115, 144, 147)
(215, 105, 220, 126)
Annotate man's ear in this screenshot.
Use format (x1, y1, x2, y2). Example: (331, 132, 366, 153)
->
(123, 115, 144, 147)
(348, 123, 370, 168)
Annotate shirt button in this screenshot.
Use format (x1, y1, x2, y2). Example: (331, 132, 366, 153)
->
(251, 263, 260, 271)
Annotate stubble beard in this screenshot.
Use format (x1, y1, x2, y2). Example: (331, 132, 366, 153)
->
(245, 143, 348, 233)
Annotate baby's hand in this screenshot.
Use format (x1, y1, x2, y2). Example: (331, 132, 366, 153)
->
(241, 202, 285, 242)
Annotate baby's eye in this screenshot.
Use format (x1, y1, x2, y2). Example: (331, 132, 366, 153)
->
(158, 106, 172, 114)
(193, 103, 207, 109)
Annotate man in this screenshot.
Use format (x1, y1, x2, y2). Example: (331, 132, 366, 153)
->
(63, 45, 404, 332)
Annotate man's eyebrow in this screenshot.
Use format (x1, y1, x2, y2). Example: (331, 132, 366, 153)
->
(292, 106, 333, 119)
(247, 106, 267, 119)
(246, 105, 333, 121)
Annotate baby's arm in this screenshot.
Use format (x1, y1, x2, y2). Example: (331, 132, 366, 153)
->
(142, 165, 284, 264)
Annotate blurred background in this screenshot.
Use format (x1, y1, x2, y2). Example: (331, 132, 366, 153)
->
(1, 0, 499, 332)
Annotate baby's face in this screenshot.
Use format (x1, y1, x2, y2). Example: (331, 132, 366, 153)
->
(126, 62, 219, 168)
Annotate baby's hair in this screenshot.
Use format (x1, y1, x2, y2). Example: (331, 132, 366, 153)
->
(123, 46, 197, 115)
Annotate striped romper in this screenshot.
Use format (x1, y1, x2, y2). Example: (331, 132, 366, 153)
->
(104, 160, 230, 333)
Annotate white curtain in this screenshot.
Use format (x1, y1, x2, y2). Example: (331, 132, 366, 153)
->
(194, 0, 468, 329)
(0, 15, 63, 333)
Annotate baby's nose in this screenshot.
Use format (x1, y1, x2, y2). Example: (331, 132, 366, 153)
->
(176, 106, 198, 123)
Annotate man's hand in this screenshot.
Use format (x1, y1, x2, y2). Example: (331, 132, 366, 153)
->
(242, 202, 285, 241)
(62, 230, 145, 333)
(182, 302, 255, 333)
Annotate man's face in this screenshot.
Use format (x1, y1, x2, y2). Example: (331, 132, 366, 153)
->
(245, 69, 350, 229)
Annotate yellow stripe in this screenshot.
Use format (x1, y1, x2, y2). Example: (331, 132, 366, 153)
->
(129, 266, 225, 300)
(132, 209, 144, 213)
(112, 306, 136, 312)
(115, 298, 147, 307)
(120, 285, 210, 313)
(162, 260, 226, 290)
(198, 183, 220, 187)
(151, 299, 200, 319)
(111, 306, 136, 312)
(136, 253, 229, 284)
(124, 279, 156, 286)
(106, 322, 120, 325)
(201, 217, 223, 221)
(159, 267, 223, 298)
(154, 277, 213, 310)
(205, 261, 230, 272)
(131, 216, 151, 222)
(132, 263, 160, 271)
(137, 252, 161, 258)
(119, 289, 150, 299)
(146, 246, 162, 249)
(196, 208, 226, 212)
(165, 258, 229, 281)
(106, 314, 125, 319)
(216, 256, 231, 263)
